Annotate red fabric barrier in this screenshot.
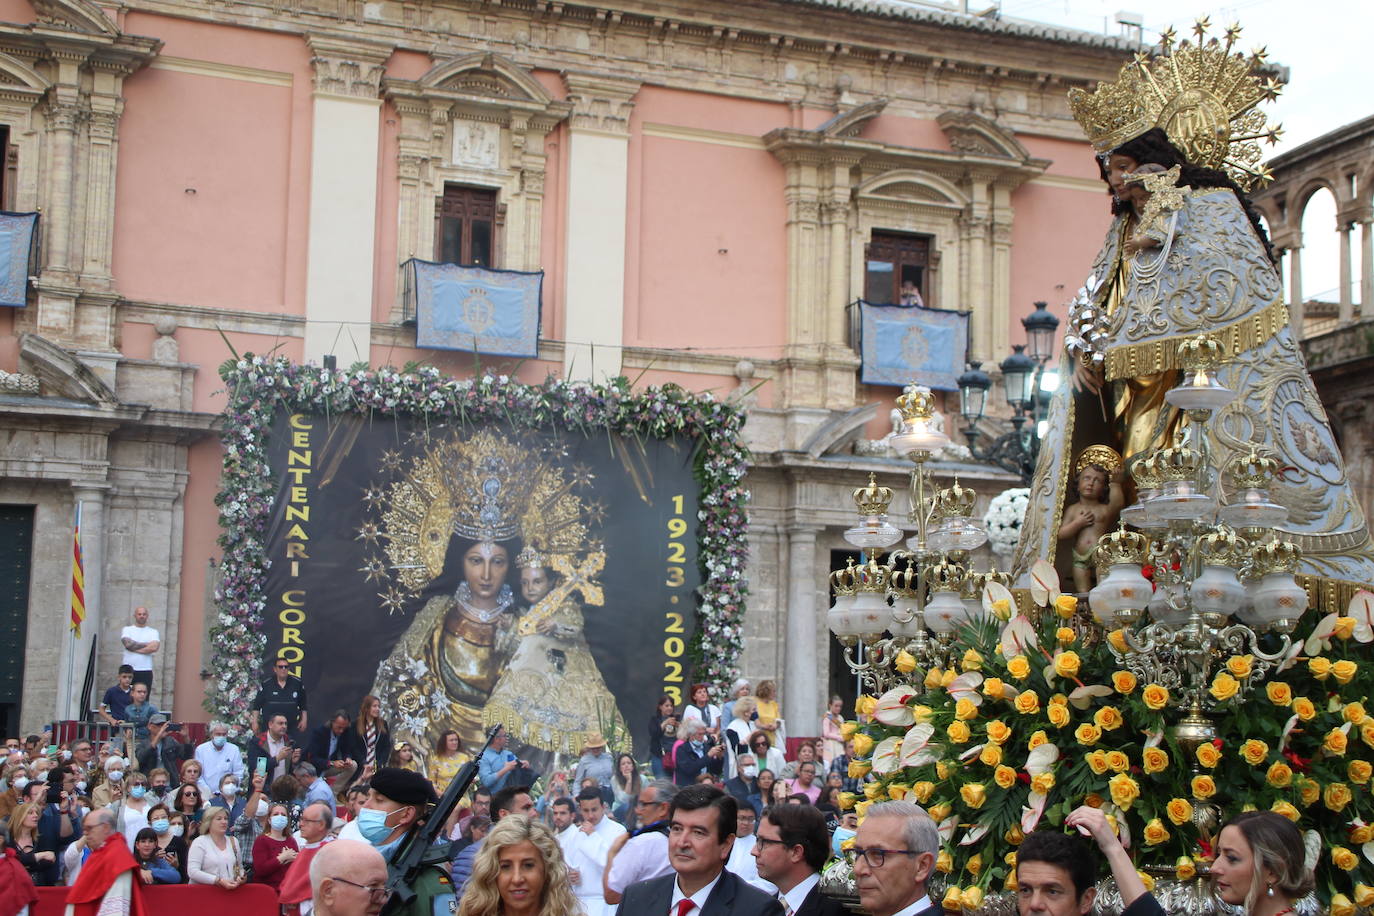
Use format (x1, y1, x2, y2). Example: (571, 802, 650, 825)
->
(34, 882, 281, 915)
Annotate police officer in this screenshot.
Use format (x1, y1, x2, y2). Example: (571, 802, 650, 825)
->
(356, 768, 454, 916)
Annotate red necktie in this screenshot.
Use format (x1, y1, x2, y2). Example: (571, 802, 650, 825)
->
(676, 900, 697, 916)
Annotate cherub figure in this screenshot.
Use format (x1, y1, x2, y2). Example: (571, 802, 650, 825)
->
(1121, 163, 1186, 257)
(1057, 446, 1126, 593)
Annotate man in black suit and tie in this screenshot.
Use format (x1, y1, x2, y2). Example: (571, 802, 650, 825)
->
(751, 804, 846, 916)
(848, 801, 939, 916)
(615, 784, 784, 916)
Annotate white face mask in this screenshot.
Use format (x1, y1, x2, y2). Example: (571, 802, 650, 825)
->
(170, 825, 185, 838)
(221, 783, 238, 797)
(742, 765, 758, 778)
(256, 799, 269, 816)
(108, 771, 124, 782)
(76, 781, 88, 793)
(60, 750, 73, 761)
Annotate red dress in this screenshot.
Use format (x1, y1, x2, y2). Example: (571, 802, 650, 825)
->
(250, 833, 300, 891)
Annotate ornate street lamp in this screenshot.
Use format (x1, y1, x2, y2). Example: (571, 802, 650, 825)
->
(999, 344, 1036, 413)
(1022, 300, 1060, 364)
(955, 361, 991, 426)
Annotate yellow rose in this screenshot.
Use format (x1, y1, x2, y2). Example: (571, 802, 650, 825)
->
(1142, 747, 1169, 774)
(940, 669, 958, 687)
(1266, 761, 1293, 787)
(1142, 818, 1170, 846)
(1054, 651, 1081, 678)
(1083, 794, 1105, 809)
(1094, 706, 1124, 731)
(1007, 655, 1032, 680)
(1333, 659, 1359, 685)
(994, 765, 1018, 789)
(1004, 825, 1025, 845)
(1055, 594, 1078, 619)
(848, 759, 872, 778)
(1325, 783, 1353, 813)
(1354, 885, 1374, 908)
(1350, 824, 1373, 845)
(1226, 654, 1254, 679)
(863, 782, 884, 800)
(1031, 772, 1055, 794)
(1112, 671, 1138, 694)
(962, 649, 984, 672)
(1344, 702, 1368, 725)
(1104, 750, 1129, 772)
(955, 698, 979, 722)
(1325, 728, 1349, 756)
(886, 783, 909, 801)
(1270, 800, 1299, 822)
(914, 705, 934, 723)
(1333, 846, 1359, 871)
(1165, 798, 1192, 825)
(982, 678, 1006, 700)
(840, 721, 859, 741)
(1265, 682, 1292, 706)
(1086, 751, 1110, 775)
(1005, 869, 1019, 892)
(1348, 760, 1372, 785)
(1138, 872, 1155, 892)
(935, 850, 953, 873)
(1331, 894, 1356, 916)
(1298, 779, 1320, 807)
(960, 783, 987, 809)
(1056, 627, 1077, 646)
(1047, 703, 1071, 729)
(947, 721, 971, 744)
(1142, 684, 1169, 710)
(1108, 773, 1141, 809)
(1175, 856, 1196, 881)
(991, 598, 1013, 621)
(854, 799, 872, 820)
(924, 667, 943, 690)
(1196, 744, 1221, 768)
(1027, 730, 1049, 751)
(960, 887, 985, 911)
(1310, 656, 1333, 680)
(855, 694, 878, 717)
(1364, 722, 1374, 747)
(889, 652, 916, 676)
(838, 792, 857, 810)
(1107, 628, 1129, 652)
(936, 761, 951, 781)
(911, 781, 935, 803)
(1293, 697, 1317, 721)
(941, 887, 962, 912)
(1335, 616, 1358, 640)
(1190, 775, 1216, 799)
(928, 803, 952, 823)
(1075, 723, 1102, 746)
(1240, 739, 1269, 766)
(1209, 672, 1239, 702)
(851, 733, 875, 757)
(986, 720, 1012, 745)
(979, 744, 1003, 767)
(1015, 691, 1041, 715)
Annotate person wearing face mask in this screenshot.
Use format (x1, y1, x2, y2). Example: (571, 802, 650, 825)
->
(227, 771, 272, 881)
(91, 756, 128, 808)
(0, 765, 30, 822)
(355, 767, 454, 916)
(113, 772, 153, 849)
(146, 803, 189, 882)
(193, 722, 244, 798)
(724, 753, 760, 815)
(252, 802, 300, 891)
(136, 716, 186, 784)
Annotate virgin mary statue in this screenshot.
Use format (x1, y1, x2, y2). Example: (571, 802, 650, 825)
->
(1014, 23, 1374, 601)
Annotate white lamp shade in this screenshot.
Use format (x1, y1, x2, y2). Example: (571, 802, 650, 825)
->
(1189, 564, 1246, 618)
(1088, 562, 1152, 626)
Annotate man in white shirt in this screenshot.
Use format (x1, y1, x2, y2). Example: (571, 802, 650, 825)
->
(120, 606, 160, 692)
(752, 805, 847, 916)
(725, 804, 774, 895)
(848, 801, 939, 916)
(194, 722, 244, 797)
(566, 788, 626, 916)
(603, 779, 677, 907)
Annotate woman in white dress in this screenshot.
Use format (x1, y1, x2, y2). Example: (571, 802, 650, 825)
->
(187, 806, 242, 890)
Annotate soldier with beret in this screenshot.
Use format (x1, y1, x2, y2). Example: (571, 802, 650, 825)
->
(355, 767, 455, 916)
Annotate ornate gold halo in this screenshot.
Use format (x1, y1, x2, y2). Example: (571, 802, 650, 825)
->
(1075, 444, 1123, 476)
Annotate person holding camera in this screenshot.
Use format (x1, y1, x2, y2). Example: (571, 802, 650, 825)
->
(137, 715, 186, 785)
(647, 696, 679, 781)
(670, 719, 724, 787)
(248, 713, 303, 784)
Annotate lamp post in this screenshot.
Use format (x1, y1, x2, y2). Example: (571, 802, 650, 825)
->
(956, 302, 1061, 482)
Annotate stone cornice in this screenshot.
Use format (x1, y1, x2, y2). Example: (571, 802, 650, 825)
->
(562, 70, 639, 134)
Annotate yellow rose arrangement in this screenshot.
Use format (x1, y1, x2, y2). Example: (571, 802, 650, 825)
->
(1006, 655, 1031, 680)
(1141, 683, 1169, 710)
(893, 649, 918, 674)
(1074, 723, 1102, 746)
(962, 649, 984, 672)
(1240, 739, 1269, 766)
(1334, 659, 1359, 685)
(1265, 681, 1292, 706)
(1191, 774, 1217, 799)
(1013, 690, 1040, 715)
(1266, 761, 1293, 787)
(1142, 747, 1169, 774)
(1226, 654, 1254, 679)
(985, 720, 1012, 745)
(994, 765, 1018, 789)
(1331, 894, 1356, 916)
(954, 698, 979, 721)
(1356, 884, 1374, 908)
(1165, 798, 1193, 825)
(1209, 672, 1240, 701)
(1195, 743, 1221, 768)
(1111, 671, 1138, 694)
(1054, 594, 1078, 619)
(850, 733, 875, 756)
(1142, 818, 1170, 845)
(1053, 651, 1081, 678)
(1093, 706, 1124, 731)
(1056, 627, 1077, 645)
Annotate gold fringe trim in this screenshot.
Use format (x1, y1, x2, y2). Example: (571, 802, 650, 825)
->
(1296, 574, 1371, 616)
(1104, 300, 1289, 382)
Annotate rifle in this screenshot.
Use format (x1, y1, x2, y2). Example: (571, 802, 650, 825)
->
(382, 723, 502, 913)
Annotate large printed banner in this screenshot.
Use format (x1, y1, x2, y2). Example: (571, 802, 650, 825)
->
(259, 413, 700, 769)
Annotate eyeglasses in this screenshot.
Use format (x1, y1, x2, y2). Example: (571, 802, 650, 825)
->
(753, 836, 794, 850)
(634, 798, 660, 808)
(328, 876, 392, 900)
(844, 847, 923, 869)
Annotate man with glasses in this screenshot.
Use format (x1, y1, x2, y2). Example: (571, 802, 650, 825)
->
(310, 838, 390, 916)
(356, 767, 454, 916)
(603, 778, 677, 906)
(251, 655, 309, 737)
(725, 800, 773, 893)
(846, 801, 939, 916)
(752, 805, 846, 916)
(280, 801, 337, 915)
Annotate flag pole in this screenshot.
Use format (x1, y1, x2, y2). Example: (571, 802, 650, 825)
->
(66, 500, 85, 721)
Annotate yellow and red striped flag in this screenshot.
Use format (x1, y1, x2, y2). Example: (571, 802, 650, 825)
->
(70, 502, 85, 636)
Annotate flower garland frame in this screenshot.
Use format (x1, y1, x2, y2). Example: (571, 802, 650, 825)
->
(209, 356, 751, 728)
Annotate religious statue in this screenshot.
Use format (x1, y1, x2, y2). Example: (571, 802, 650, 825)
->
(1014, 22, 1374, 599)
(1056, 446, 1125, 593)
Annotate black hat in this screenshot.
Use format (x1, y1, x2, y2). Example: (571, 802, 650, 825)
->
(370, 767, 438, 806)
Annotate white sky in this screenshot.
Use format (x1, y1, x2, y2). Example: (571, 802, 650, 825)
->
(998, 0, 1373, 301)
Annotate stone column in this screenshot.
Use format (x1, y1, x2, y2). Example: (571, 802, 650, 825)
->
(57, 484, 108, 720)
(301, 36, 392, 364)
(1288, 242, 1304, 337)
(561, 72, 639, 383)
(783, 525, 819, 739)
(1339, 222, 1354, 324)
(1361, 219, 1373, 319)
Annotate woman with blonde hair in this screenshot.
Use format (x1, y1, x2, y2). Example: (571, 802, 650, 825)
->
(354, 694, 391, 783)
(5, 801, 58, 885)
(455, 816, 579, 916)
(752, 680, 782, 739)
(187, 806, 242, 890)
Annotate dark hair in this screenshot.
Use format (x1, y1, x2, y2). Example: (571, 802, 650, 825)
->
(473, 787, 491, 800)
(133, 827, 160, 859)
(575, 787, 603, 804)
(270, 774, 301, 803)
(552, 797, 575, 812)
(1222, 811, 1314, 909)
(490, 785, 531, 821)
(786, 794, 812, 805)
(346, 783, 369, 798)
(1103, 127, 1277, 265)
(435, 730, 460, 757)
(762, 804, 829, 872)
(656, 694, 676, 710)
(1017, 830, 1097, 899)
(118, 665, 134, 675)
(669, 784, 737, 844)
(463, 815, 491, 840)
(747, 730, 772, 751)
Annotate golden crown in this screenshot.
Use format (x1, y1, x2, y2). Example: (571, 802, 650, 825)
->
(1226, 448, 1281, 491)
(1154, 444, 1204, 482)
(1129, 453, 1162, 490)
(934, 479, 977, 519)
(1075, 444, 1123, 476)
(853, 473, 895, 516)
(1093, 525, 1148, 567)
(1252, 539, 1301, 575)
(853, 555, 895, 594)
(830, 558, 858, 597)
(1197, 527, 1243, 566)
(1068, 19, 1283, 190)
(927, 559, 965, 592)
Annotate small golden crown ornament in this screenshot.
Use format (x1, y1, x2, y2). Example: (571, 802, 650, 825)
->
(1252, 539, 1301, 575)
(1093, 525, 1149, 567)
(830, 558, 858, 596)
(1075, 444, 1123, 476)
(1227, 449, 1281, 490)
(1068, 19, 1283, 190)
(853, 472, 895, 516)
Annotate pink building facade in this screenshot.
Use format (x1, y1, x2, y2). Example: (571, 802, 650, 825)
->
(0, 0, 1133, 733)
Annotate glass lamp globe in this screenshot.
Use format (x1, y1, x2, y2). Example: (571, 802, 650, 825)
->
(924, 589, 968, 635)
(1088, 562, 1152, 627)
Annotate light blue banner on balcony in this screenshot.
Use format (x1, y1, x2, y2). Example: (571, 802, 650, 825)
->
(410, 259, 543, 358)
(0, 211, 38, 308)
(858, 300, 969, 390)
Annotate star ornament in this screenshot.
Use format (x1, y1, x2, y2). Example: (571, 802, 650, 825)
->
(355, 522, 381, 545)
(380, 588, 408, 615)
(360, 557, 389, 584)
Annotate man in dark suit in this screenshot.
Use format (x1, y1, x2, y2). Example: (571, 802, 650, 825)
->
(304, 709, 361, 788)
(752, 804, 847, 916)
(849, 801, 939, 916)
(672, 720, 726, 787)
(615, 784, 783, 916)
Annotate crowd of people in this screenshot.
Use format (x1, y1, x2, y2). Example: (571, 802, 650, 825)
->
(0, 652, 1320, 916)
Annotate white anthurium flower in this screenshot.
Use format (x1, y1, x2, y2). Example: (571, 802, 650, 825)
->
(937, 817, 958, 843)
(874, 686, 919, 727)
(958, 744, 985, 763)
(1029, 559, 1061, 609)
(984, 581, 1016, 621)
(1304, 613, 1338, 655)
(870, 736, 903, 776)
(1021, 791, 1049, 833)
(1350, 590, 1374, 643)
(1276, 640, 1305, 673)
(1143, 729, 1164, 749)
(1025, 743, 1059, 776)
(948, 673, 985, 707)
(1069, 685, 1114, 710)
(899, 723, 936, 768)
(959, 825, 990, 847)
(1000, 616, 1038, 659)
